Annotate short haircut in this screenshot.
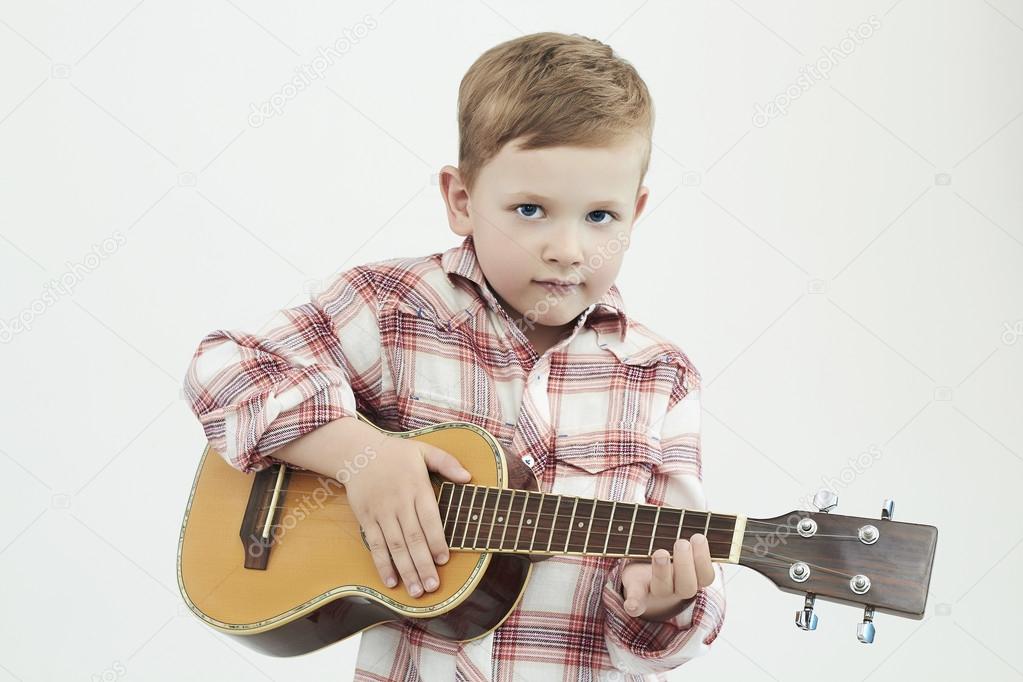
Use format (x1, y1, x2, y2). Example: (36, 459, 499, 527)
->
(456, 31, 654, 194)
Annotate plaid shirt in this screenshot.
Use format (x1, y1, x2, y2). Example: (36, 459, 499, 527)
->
(184, 235, 725, 681)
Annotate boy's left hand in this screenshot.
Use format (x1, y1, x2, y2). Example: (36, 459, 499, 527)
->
(620, 534, 716, 622)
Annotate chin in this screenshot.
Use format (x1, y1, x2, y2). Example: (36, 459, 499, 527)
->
(534, 307, 588, 328)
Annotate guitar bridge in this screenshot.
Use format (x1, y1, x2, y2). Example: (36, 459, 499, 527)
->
(240, 462, 292, 570)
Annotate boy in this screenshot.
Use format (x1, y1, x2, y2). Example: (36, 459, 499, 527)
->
(184, 31, 725, 681)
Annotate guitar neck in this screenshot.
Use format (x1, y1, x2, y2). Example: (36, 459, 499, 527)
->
(437, 482, 746, 563)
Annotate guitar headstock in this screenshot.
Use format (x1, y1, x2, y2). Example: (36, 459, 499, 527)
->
(738, 493, 938, 643)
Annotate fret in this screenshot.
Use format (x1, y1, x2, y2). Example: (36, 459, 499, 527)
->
(567, 498, 595, 553)
(682, 511, 710, 541)
(648, 506, 662, 555)
(653, 507, 683, 554)
(704, 512, 711, 536)
(603, 501, 617, 555)
(707, 512, 740, 561)
(624, 503, 639, 556)
(527, 492, 545, 552)
(605, 501, 630, 555)
(546, 496, 563, 553)
(449, 485, 467, 547)
(585, 501, 597, 556)
(498, 490, 516, 551)
(486, 489, 507, 550)
(507, 490, 529, 551)
(587, 499, 614, 555)
(439, 483, 454, 538)
(630, 504, 660, 558)
(471, 487, 489, 550)
(563, 497, 580, 553)
(540, 494, 561, 554)
(676, 508, 685, 541)
(460, 486, 479, 549)
(512, 490, 530, 551)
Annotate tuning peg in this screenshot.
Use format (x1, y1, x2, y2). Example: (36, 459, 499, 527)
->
(857, 605, 876, 644)
(812, 489, 838, 513)
(795, 593, 818, 631)
(881, 498, 894, 521)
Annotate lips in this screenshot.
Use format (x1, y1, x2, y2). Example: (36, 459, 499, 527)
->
(535, 280, 581, 293)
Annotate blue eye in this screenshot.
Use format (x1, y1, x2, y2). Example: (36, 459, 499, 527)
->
(514, 204, 617, 224)
(515, 204, 544, 219)
(588, 210, 615, 225)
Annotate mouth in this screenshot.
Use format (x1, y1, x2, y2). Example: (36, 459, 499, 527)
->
(534, 279, 582, 293)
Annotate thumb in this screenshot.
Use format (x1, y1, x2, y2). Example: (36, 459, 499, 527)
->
(420, 443, 472, 482)
(621, 568, 648, 617)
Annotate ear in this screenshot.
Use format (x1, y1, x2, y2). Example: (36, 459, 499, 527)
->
(438, 165, 473, 237)
(631, 184, 650, 227)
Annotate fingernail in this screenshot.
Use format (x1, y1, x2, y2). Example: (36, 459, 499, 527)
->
(436, 552, 448, 564)
(425, 577, 438, 591)
(409, 583, 422, 597)
(385, 577, 397, 588)
(655, 553, 668, 565)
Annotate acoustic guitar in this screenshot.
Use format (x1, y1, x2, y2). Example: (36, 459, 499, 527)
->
(177, 412, 938, 657)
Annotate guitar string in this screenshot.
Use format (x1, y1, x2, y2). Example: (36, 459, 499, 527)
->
(249, 520, 855, 574)
(737, 549, 857, 581)
(252, 476, 868, 544)
(250, 495, 860, 539)
(251, 501, 741, 538)
(248, 491, 865, 568)
(251, 519, 738, 547)
(256, 477, 839, 532)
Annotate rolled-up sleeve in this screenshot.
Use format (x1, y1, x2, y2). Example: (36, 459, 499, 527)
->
(182, 266, 384, 473)
(602, 362, 726, 675)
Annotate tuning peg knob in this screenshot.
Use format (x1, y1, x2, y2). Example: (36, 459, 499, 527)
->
(795, 593, 818, 631)
(812, 489, 838, 513)
(881, 498, 894, 521)
(857, 605, 876, 644)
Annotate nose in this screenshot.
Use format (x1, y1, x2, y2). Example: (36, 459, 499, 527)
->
(542, 223, 584, 267)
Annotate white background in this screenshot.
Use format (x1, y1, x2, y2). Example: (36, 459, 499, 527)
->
(1, 1, 1021, 680)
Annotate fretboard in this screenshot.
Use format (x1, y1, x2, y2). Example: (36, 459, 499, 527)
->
(437, 483, 744, 562)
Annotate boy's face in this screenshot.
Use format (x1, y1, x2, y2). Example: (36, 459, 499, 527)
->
(440, 134, 649, 334)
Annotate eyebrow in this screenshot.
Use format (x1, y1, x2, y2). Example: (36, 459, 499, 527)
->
(503, 192, 626, 209)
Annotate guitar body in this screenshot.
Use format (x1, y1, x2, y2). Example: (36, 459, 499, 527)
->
(177, 418, 545, 657)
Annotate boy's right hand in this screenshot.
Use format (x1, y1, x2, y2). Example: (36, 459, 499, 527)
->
(341, 432, 472, 598)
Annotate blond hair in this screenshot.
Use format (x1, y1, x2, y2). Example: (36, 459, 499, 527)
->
(456, 32, 654, 194)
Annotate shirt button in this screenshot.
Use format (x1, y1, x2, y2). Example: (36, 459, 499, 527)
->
(522, 455, 535, 467)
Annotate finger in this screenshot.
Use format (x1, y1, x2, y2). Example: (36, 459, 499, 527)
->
(420, 443, 472, 482)
(378, 516, 423, 597)
(415, 488, 452, 566)
(399, 504, 439, 593)
(361, 520, 398, 589)
(621, 565, 650, 617)
(648, 549, 674, 598)
(673, 538, 699, 599)
(690, 533, 716, 587)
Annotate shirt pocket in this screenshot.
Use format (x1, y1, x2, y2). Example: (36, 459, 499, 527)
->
(386, 304, 502, 430)
(553, 425, 662, 502)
